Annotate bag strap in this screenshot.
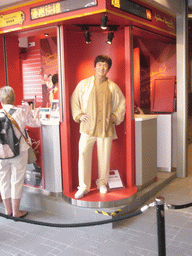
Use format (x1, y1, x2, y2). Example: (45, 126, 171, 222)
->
(4, 110, 32, 147)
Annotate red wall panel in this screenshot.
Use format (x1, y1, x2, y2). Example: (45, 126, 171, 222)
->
(133, 47, 140, 106)
(0, 37, 6, 88)
(125, 27, 135, 188)
(5, 35, 23, 105)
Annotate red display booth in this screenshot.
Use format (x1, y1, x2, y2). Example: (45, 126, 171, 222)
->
(61, 27, 137, 207)
(0, 0, 176, 208)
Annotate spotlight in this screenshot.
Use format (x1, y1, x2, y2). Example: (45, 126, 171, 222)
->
(84, 31, 91, 44)
(101, 15, 108, 30)
(81, 26, 91, 44)
(106, 32, 114, 44)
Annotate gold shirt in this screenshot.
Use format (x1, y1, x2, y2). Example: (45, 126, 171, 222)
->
(78, 77, 114, 138)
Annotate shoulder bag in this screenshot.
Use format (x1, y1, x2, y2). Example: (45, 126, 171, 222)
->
(4, 110, 37, 164)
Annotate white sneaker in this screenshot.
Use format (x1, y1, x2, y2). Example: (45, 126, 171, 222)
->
(99, 185, 108, 194)
(75, 189, 89, 199)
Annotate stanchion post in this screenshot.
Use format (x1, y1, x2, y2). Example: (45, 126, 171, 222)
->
(155, 196, 166, 256)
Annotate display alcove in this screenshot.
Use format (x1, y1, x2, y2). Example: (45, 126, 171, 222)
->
(61, 26, 137, 208)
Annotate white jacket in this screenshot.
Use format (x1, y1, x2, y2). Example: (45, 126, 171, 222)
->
(71, 75, 126, 138)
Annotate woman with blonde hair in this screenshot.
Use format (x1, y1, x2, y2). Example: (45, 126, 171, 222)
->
(0, 86, 40, 218)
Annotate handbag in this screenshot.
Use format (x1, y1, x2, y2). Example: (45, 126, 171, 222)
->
(27, 146, 37, 164)
(5, 110, 37, 164)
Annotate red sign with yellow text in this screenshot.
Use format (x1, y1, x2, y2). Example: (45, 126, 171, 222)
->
(0, 0, 175, 38)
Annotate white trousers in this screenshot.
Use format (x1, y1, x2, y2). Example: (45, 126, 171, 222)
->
(78, 133, 113, 191)
(0, 150, 28, 199)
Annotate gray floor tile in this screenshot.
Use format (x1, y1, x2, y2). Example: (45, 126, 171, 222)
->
(81, 225, 114, 241)
(174, 228, 192, 244)
(1, 159, 192, 256)
(86, 239, 132, 256)
(109, 231, 134, 244)
(45, 228, 85, 245)
(51, 243, 68, 254)
(61, 246, 99, 256)
(11, 234, 45, 251)
(0, 251, 14, 256)
(124, 253, 141, 256)
(166, 244, 189, 256)
(29, 243, 61, 256)
(128, 233, 158, 252)
(70, 237, 101, 251)
(0, 230, 21, 244)
(164, 210, 191, 228)
(148, 252, 158, 256)
(0, 242, 27, 255)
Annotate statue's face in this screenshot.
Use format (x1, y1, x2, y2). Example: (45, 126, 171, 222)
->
(95, 61, 109, 79)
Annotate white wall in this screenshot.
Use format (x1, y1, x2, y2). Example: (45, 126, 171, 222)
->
(145, 0, 183, 14)
(0, 0, 29, 10)
(189, 0, 192, 7)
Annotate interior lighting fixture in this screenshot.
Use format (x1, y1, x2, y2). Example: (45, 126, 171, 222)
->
(106, 32, 114, 44)
(100, 15, 108, 30)
(44, 33, 49, 37)
(81, 26, 91, 44)
(84, 30, 91, 44)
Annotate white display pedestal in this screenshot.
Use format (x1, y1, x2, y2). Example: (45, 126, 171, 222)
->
(157, 113, 177, 172)
(135, 115, 157, 190)
(41, 119, 62, 194)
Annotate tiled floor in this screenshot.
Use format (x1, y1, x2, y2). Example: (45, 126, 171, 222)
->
(1, 149, 192, 255)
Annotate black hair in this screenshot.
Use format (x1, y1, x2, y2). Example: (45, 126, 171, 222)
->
(52, 74, 58, 85)
(94, 55, 112, 70)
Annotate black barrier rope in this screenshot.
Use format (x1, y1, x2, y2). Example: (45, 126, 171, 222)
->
(0, 209, 143, 228)
(166, 202, 192, 210)
(2, 200, 191, 227)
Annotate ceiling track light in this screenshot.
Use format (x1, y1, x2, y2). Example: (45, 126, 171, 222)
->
(100, 14, 109, 30)
(81, 25, 91, 44)
(74, 24, 119, 44)
(81, 25, 89, 31)
(106, 32, 114, 44)
(106, 26, 117, 44)
(84, 31, 91, 44)
(74, 24, 119, 32)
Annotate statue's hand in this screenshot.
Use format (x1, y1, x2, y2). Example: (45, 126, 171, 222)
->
(80, 114, 91, 123)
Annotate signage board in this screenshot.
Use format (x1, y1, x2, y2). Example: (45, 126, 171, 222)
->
(0, 11, 25, 28)
(111, 0, 152, 21)
(31, 0, 97, 20)
(108, 170, 124, 190)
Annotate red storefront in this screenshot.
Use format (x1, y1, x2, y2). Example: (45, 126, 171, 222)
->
(0, 0, 176, 207)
